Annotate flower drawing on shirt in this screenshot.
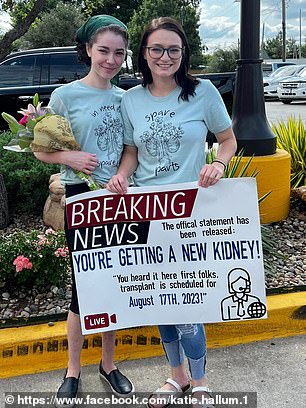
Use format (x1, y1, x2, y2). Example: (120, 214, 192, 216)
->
(140, 117, 183, 164)
(95, 111, 123, 158)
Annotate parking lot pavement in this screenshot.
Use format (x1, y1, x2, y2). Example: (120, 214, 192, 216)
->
(1, 335, 306, 408)
(265, 100, 306, 124)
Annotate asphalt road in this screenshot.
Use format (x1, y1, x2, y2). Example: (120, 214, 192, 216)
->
(264, 100, 306, 124)
(1, 336, 306, 408)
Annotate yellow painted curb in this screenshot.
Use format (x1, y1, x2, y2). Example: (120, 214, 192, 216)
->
(238, 149, 291, 224)
(206, 291, 306, 347)
(1, 292, 305, 379)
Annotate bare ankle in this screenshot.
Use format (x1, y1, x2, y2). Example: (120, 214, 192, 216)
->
(66, 367, 80, 378)
(171, 365, 189, 387)
(192, 376, 209, 387)
(100, 361, 116, 374)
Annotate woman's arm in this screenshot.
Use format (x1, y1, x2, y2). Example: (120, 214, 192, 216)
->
(198, 127, 237, 188)
(214, 127, 237, 166)
(106, 145, 138, 194)
(34, 151, 98, 175)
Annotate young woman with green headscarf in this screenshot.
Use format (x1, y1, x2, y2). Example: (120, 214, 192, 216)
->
(35, 15, 134, 407)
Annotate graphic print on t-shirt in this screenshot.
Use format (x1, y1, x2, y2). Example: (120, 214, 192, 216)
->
(95, 110, 123, 160)
(140, 117, 183, 165)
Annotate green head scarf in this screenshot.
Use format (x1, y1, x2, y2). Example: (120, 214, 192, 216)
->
(76, 15, 127, 44)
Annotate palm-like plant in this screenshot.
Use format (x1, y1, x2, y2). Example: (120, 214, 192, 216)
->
(272, 116, 306, 188)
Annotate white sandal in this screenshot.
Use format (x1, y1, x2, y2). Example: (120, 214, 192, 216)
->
(192, 385, 215, 408)
(147, 378, 191, 408)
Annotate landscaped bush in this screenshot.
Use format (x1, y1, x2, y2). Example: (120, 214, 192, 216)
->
(272, 116, 306, 188)
(0, 228, 70, 288)
(0, 131, 59, 215)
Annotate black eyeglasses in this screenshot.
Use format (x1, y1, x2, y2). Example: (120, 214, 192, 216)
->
(144, 46, 184, 60)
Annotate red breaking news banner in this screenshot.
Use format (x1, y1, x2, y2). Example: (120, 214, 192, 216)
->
(66, 188, 198, 228)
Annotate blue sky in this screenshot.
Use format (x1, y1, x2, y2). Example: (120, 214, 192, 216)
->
(200, 0, 306, 53)
(1, 1, 305, 54)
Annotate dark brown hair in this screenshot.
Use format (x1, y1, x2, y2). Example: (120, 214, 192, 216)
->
(138, 17, 198, 101)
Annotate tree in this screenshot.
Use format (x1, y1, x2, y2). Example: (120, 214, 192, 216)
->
(21, 2, 85, 48)
(128, 0, 202, 64)
(0, 0, 140, 59)
(208, 47, 239, 73)
(83, 0, 142, 23)
(263, 31, 282, 59)
(0, 0, 46, 60)
(287, 37, 298, 59)
(189, 53, 204, 70)
(263, 31, 298, 59)
(8, 0, 82, 25)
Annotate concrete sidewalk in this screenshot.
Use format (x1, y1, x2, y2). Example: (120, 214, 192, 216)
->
(1, 335, 306, 408)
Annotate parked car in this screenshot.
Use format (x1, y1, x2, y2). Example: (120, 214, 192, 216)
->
(0, 46, 139, 129)
(0, 46, 235, 131)
(277, 66, 306, 104)
(263, 64, 306, 99)
(262, 61, 296, 77)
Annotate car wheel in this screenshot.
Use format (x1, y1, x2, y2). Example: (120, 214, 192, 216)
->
(281, 100, 292, 104)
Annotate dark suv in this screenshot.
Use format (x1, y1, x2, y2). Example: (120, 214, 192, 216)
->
(0, 46, 140, 129)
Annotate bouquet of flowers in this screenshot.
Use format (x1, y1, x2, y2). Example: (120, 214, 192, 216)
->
(1, 94, 99, 190)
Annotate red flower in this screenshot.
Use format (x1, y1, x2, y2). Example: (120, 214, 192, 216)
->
(13, 255, 33, 273)
(55, 247, 69, 258)
(18, 115, 28, 126)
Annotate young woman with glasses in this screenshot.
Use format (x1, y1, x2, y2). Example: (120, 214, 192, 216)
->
(107, 17, 237, 408)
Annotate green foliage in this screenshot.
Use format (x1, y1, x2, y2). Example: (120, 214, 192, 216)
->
(0, 228, 70, 288)
(128, 0, 201, 64)
(203, 53, 212, 66)
(207, 47, 239, 73)
(8, 0, 82, 26)
(263, 32, 283, 59)
(5, 0, 37, 26)
(272, 117, 306, 188)
(0, 131, 59, 215)
(262, 31, 298, 59)
(206, 149, 270, 200)
(0, 0, 46, 60)
(190, 53, 205, 70)
(83, 0, 142, 22)
(224, 153, 258, 178)
(21, 2, 85, 48)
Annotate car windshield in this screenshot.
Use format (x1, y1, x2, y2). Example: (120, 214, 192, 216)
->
(271, 65, 299, 78)
(298, 68, 306, 78)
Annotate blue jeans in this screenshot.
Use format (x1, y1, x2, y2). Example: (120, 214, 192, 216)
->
(158, 323, 206, 380)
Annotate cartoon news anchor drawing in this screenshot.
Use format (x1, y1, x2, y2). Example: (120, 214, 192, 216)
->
(221, 267, 266, 321)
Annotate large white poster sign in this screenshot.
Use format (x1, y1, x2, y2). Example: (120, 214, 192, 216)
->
(65, 178, 267, 334)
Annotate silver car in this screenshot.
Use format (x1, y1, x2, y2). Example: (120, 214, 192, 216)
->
(263, 64, 306, 99)
(277, 67, 306, 104)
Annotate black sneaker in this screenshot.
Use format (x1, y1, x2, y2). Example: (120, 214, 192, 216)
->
(99, 361, 135, 396)
(54, 371, 80, 408)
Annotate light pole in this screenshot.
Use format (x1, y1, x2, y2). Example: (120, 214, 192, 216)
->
(282, 0, 286, 61)
(231, 0, 290, 225)
(232, 0, 276, 156)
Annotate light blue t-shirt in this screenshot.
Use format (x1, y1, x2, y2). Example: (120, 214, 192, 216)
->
(121, 79, 232, 186)
(49, 80, 125, 185)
